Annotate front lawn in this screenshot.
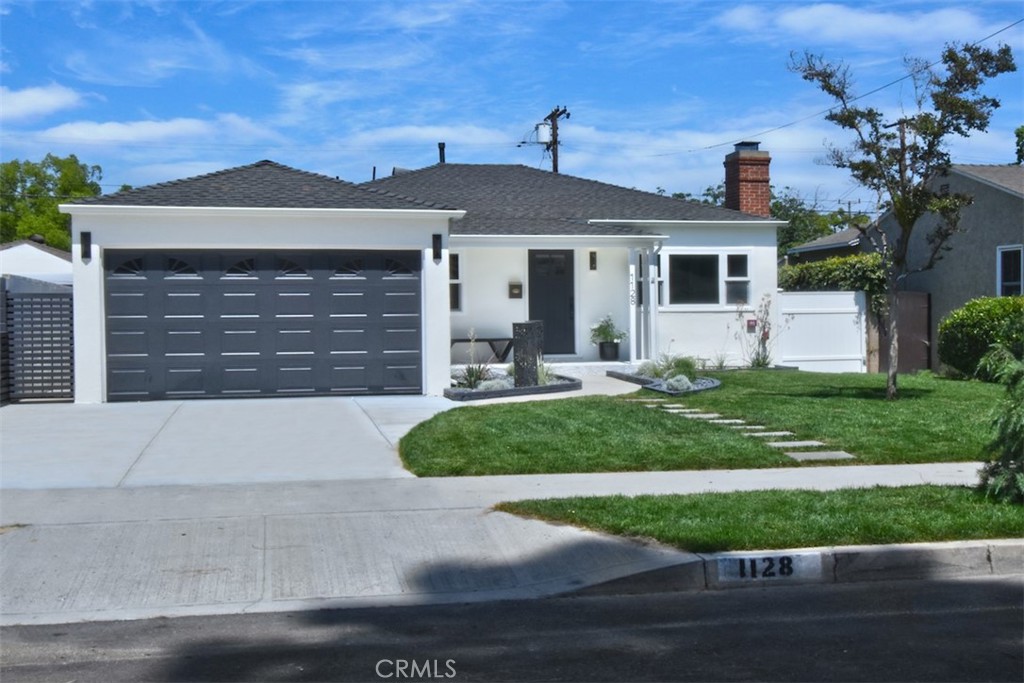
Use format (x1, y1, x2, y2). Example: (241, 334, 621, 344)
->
(497, 486, 1024, 553)
(399, 371, 999, 476)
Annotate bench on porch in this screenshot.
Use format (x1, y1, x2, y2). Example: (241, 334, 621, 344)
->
(450, 337, 515, 363)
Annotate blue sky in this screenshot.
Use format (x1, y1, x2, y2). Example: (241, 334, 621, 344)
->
(2, 1, 1022, 217)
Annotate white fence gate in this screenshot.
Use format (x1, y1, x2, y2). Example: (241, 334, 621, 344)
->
(777, 291, 867, 373)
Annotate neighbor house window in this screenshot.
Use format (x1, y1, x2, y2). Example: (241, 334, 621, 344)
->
(664, 253, 752, 306)
(997, 245, 1023, 296)
(449, 253, 462, 311)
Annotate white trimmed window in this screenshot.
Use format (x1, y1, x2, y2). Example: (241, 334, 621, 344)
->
(997, 245, 1023, 297)
(661, 252, 751, 306)
(449, 253, 463, 311)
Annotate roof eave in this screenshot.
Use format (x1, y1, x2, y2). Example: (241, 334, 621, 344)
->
(58, 204, 466, 220)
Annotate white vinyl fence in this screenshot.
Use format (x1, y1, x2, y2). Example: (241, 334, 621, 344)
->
(777, 291, 867, 373)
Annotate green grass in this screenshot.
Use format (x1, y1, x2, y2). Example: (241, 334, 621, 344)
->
(400, 396, 790, 476)
(399, 371, 1000, 476)
(677, 370, 999, 464)
(497, 486, 1024, 553)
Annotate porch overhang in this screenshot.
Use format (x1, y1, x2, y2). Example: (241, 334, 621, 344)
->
(450, 233, 666, 249)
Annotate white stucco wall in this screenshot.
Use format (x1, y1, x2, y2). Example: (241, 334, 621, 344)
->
(62, 205, 461, 403)
(448, 243, 635, 363)
(655, 222, 780, 366)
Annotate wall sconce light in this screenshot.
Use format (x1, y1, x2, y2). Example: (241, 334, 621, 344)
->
(589, 251, 597, 270)
(81, 231, 92, 261)
(432, 234, 442, 264)
(508, 282, 523, 299)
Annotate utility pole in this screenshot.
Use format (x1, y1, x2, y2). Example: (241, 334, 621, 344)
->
(544, 106, 570, 174)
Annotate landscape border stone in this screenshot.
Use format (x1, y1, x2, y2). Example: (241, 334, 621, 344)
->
(605, 371, 721, 395)
(443, 375, 582, 401)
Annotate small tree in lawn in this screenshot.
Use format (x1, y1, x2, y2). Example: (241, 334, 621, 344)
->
(792, 43, 1016, 399)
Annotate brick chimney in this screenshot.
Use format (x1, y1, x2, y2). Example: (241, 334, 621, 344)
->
(724, 141, 771, 218)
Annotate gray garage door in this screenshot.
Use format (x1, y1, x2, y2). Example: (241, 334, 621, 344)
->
(104, 250, 422, 401)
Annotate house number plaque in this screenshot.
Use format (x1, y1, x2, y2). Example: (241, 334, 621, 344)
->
(716, 553, 821, 583)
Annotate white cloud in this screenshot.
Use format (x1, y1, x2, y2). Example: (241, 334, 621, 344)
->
(0, 83, 86, 123)
(29, 113, 284, 147)
(714, 3, 1000, 51)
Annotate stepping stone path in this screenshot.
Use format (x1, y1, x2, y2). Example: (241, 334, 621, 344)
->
(626, 397, 857, 462)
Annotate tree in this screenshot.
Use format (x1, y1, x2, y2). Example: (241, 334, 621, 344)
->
(1, 154, 102, 250)
(792, 42, 1016, 399)
(673, 183, 864, 256)
(1016, 125, 1024, 164)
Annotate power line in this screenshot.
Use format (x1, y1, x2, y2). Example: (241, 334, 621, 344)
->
(651, 17, 1024, 158)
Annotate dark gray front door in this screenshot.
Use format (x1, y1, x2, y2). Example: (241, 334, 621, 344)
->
(104, 250, 422, 401)
(528, 250, 575, 354)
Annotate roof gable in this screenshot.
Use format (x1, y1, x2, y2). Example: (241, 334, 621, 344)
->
(76, 160, 451, 210)
(361, 164, 772, 236)
(951, 165, 1024, 198)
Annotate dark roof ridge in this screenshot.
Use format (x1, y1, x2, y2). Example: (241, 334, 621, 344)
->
(364, 162, 771, 220)
(77, 159, 362, 204)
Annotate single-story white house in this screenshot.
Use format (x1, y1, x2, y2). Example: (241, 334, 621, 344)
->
(0, 239, 73, 286)
(61, 143, 784, 403)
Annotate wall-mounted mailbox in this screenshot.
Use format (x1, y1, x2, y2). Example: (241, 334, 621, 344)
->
(508, 283, 523, 299)
(746, 319, 757, 333)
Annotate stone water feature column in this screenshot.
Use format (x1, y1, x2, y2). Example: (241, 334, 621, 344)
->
(513, 320, 544, 387)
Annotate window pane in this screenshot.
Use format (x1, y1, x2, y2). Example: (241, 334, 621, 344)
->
(449, 283, 461, 311)
(1000, 248, 1022, 296)
(449, 253, 460, 280)
(727, 254, 748, 278)
(726, 281, 749, 304)
(669, 255, 719, 304)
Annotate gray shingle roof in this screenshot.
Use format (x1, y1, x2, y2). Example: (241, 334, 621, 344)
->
(361, 163, 771, 236)
(953, 164, 1024, 197)
(76, 160, 452, 210)
(787, 226, 862, 254)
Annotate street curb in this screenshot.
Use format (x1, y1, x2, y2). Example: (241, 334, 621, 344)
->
(571, 539, 1024, 596)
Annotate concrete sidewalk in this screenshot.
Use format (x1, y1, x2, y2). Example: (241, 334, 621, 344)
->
(1, 462, 1009, 626)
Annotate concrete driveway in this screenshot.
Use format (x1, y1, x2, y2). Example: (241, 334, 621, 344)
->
(0, 396, 454, 489)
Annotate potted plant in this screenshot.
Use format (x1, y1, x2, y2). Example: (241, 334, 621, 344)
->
(590, 314, 627, 361)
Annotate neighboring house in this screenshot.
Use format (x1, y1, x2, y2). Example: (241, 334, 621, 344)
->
(0, 240, 73, 286)
(785, 226, 863, 264)
(60, 144, 784, 403)
(884, 164, 1023, 370)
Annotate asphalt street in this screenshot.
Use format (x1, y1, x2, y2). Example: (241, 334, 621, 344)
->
(3, 576, 1021, 683)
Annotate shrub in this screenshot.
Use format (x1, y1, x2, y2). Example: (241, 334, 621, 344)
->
(476, 378, 515, 392)
(665, 375, 694, 392)
(938, 296, 1024, 380)
(779, 252, 887, 318)
(636, 354, 698, 380)
(978, 345, 1024, 504)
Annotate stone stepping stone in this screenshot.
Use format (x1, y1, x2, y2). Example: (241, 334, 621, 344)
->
(709, 419, 745, 424)
(661, 407, 702, 413)
(742, 431, 794, 437)
(786, 451, 857, 462)
(624, 398, 665, 403)
(730, 425, 765, 430)
(766, 440, 825, 449)
(680, 413, 722, 420)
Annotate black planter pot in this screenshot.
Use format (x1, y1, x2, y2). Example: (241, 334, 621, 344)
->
(598, 341, 620, 361)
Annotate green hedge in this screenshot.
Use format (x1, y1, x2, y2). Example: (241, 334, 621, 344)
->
(938, 296, 1024, 380)
(779, 253, 887, 316)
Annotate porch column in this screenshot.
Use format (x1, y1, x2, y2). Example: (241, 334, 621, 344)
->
(628, 249, 638, 362)
(645, 247, 660, 359)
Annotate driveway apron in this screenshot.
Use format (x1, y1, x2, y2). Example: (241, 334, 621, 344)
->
(0, 396, 433, 489)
